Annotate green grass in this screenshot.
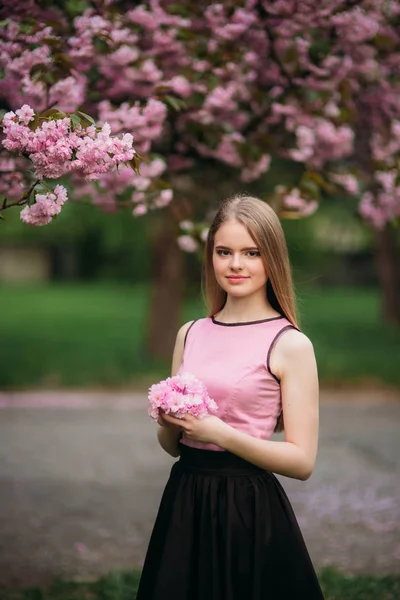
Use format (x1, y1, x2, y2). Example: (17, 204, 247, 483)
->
(1, 568, 400, 599)
(0, 283, 165, 389)
(0, 283, 399, 389)
(297, 286, 400, 387)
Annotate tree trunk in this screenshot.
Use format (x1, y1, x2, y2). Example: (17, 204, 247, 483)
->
(147, 216, 185, 361)
(145, 168, 240, 361)
(373, 225, 400, 325)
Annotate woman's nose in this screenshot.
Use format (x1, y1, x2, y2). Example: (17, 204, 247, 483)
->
(230, 253, 242, 269)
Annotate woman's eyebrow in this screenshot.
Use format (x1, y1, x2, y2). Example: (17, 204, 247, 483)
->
(214, 244, 259, 250)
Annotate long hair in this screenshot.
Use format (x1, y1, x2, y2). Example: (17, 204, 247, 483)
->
(202, 195, 299, 432)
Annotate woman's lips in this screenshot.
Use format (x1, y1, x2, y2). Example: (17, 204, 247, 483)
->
(226, 276, 249, 282)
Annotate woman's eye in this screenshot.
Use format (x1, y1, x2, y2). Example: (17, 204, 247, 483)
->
(216, 249, 260, 257)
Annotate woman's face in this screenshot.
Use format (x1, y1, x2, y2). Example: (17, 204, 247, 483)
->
(212, 219, 267, 298)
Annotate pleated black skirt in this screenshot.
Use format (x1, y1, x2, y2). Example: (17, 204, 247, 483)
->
(136, 444, 325, 600)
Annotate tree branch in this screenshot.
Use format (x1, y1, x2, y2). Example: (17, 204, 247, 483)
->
(0, 179, 40, 212)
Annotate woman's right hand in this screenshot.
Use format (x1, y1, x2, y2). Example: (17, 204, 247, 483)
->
(158, 410, 182, 430)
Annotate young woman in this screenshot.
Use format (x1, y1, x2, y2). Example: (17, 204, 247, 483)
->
(136, 195, 325, 599)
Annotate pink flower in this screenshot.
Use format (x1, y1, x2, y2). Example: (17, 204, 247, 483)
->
(2, 106, 136, 183)
(180, 220, 193, 231)
(148, 371, 217, 422)
(167, 75, 192, 98)
(140, 158, 166, 178)
(0, 169, 25, 199)
(127, 6, 158, 30)
(74, 542, 88, 554)
(133, 204, 148, 217)
(154, 189, 173, 208)
(177, 235, 199, 253)
(212, 133, 243, 167)
(200, 228, 209, 242)
(375, 170, 397, 193)
(241, 154, 271, 183)
(330, 173, 360, 196)
(20, 202, 52, 226)
(20, 184, 68, 226)
(205, 85, 237, 112)
(332, 8, 380, 44)
(282, 188, 318, 217)
(49, 76, 85, 113)
(15, 104, 35, 125)
(359, 192, 387, 229)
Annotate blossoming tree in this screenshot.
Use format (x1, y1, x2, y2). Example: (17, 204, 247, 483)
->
(1, 0, 399, 353)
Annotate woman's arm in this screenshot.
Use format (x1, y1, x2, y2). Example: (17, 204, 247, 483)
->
(156, 321, 194, 457)
(162, 329, 319, 479)
(221, 330, 319, 479)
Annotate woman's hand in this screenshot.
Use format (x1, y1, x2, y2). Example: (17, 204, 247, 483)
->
(157, 413, 182, 430)
(161, 412, 231, 446)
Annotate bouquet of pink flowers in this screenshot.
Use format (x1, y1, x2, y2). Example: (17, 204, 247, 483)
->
(148, 371, 218, 422)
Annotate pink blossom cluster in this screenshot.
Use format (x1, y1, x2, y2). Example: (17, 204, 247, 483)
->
(359, 169, 400, 229)
(69, 12, 113, 63)
(20, 184, 68, 226)
(69, 6, 189, 101)
(362, 120, 400, 227)
(148, 372, 218, 422)
(281, 187, 318, 217)
(176, 221, 209, 253)
(75, 100, 172, 213)
(371, 121, 400, 164)
(331, 7, 380, 45)
(71, 157, 173, 216)
(177, 235, 200, 253)
(0, 157, 26, 199)
(132, 187, 173, 216)
(289, 120, 354, 169)
(1, 0, 400, 231)
(2, 105, 135, 181)
(98, 99, 167, 154)
(240, 154, 271, 183)
(0, 20, 84, 113)
(329, 173, 360, 196)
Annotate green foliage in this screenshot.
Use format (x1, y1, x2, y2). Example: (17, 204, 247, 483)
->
(299, 286, 399, 385)
(0, 202, 152, 281)
(319, 566, 400, 600)
(0, 284, 398, 389)
(282, 196, 373, 286)
(93, 570, 142, 600)
(1, 568, 400, 599)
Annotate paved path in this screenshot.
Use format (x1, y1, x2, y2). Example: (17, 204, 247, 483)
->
(0, 388, 399, 589)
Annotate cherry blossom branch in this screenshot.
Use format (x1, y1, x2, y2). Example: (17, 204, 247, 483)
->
(0, 179, 40, 212)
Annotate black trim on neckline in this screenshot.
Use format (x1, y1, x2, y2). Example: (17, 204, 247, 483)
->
(211, 315, 284, 327)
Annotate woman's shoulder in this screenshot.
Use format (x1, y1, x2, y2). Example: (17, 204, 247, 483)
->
(172, 320, 200, 375)
(177, 320, 196, 339)
(269, 328, 316, 382)
(275, 327, 314, 355)
(176, 317, 207, 344)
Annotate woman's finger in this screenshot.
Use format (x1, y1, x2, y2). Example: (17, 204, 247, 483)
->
(162, 413, 184, 428)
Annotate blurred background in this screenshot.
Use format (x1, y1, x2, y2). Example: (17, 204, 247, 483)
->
(1, 0, 400, 596)
(1, 182, 399, 390)
(1, 168, 400, 599)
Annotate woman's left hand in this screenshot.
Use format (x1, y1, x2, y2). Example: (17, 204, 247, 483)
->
(161, 412, 231, 446)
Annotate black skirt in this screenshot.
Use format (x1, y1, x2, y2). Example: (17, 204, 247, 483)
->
(136, 444, 324, 600)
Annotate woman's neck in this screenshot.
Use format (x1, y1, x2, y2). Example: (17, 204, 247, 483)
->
(216, 296, 280, 323)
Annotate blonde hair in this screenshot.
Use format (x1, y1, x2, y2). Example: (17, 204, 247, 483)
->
(202, 194, 299, 432)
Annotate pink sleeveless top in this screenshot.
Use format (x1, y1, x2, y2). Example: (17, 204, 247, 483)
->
(177, 315, 297, 451)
